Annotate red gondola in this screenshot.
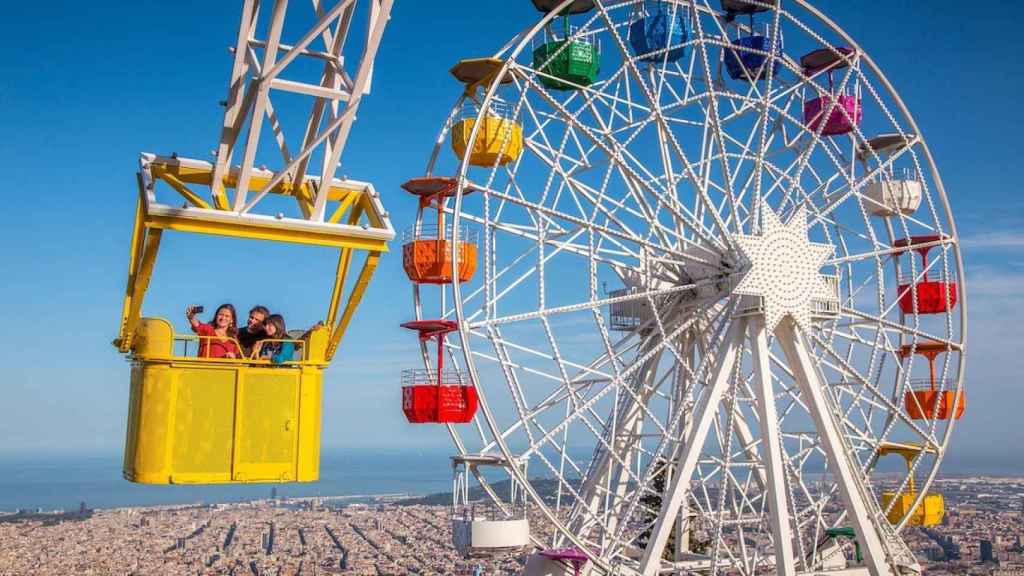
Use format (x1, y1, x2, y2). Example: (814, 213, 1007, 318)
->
(399, 319, 477, 424)
(893, 235, 958, 315)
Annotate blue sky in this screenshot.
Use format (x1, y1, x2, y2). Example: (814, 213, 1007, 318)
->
(1, 0, 1022, 472)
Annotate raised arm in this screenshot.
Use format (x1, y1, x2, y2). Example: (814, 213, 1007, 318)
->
(186, 305, 202, 331)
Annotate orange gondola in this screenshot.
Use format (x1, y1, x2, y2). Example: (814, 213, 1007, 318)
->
(899, 340, 964, 420)
(401, 177, 479, 285)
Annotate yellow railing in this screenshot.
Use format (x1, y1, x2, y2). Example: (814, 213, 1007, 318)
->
(130, 317, 328, 366)
(172, 335, 308, 363)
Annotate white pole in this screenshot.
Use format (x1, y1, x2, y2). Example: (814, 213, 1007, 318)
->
(776, 321, 891, 576)
(750, 316, 796, 576)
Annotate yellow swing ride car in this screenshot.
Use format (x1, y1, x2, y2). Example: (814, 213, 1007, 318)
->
(115, 156, 392, 485)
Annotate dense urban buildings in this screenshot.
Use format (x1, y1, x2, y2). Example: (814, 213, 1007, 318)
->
(1, 476, 1022, 575)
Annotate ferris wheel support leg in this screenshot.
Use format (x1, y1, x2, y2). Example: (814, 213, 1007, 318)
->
(638, 318, 745, 576)
(775, 321, 891, 576)
(749, 317, 796, 576)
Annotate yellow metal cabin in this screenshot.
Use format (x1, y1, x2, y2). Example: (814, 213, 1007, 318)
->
(877, 442, 945, 527)
(116, 155, 393, 485)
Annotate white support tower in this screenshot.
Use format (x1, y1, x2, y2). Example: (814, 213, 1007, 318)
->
(211, 0, 394, 221)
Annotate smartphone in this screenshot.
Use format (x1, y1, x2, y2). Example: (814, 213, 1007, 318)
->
(193, 305, 205, 314)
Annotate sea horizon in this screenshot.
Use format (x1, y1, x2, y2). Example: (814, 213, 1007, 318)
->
(2, 446, 1022, 514)
(0, 447, 457, 514)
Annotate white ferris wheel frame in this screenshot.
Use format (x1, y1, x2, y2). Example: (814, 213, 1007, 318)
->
(412, 1, 967, 575)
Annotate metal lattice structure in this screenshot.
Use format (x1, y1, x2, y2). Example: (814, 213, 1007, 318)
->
(213, 0, 393, 220)
(410, 1, 965, 574)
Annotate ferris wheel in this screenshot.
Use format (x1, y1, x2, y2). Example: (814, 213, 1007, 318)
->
(398, 1, 965, 575)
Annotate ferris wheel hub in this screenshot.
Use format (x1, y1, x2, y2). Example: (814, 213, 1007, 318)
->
(731, 205, 834, 331)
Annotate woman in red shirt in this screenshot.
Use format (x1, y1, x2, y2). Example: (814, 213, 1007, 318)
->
(186, 304, 241, 359)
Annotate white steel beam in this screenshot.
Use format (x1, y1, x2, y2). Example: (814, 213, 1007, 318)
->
(205, 0, 390, 222)
(233, 0, 289, 211)
(638, 317, 745, 576)
(268, 77, 351, 100)
(312, 0, 392, 220)
(749, 316, 796, 576)
(211, 0, 260, 208)
(775, 321, 891, 576)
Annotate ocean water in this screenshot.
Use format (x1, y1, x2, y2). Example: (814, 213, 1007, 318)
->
(2, 447, 1019, 514)
(0, 448, 455, 513)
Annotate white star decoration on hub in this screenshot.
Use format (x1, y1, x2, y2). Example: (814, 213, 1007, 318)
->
(733, 206, 834, 332)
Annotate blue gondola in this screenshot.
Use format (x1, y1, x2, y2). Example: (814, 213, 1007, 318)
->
(723, 33, 780, 81)
(629, 1, 688, 63)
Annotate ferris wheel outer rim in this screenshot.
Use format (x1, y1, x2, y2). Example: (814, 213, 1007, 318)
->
(424, 0, 966, 568)
(788, 0, 967, 533)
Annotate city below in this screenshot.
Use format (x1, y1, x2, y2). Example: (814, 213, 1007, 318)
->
(1, 475, 1023, 575)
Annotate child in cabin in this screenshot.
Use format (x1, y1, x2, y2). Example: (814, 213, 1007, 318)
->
(237, 304, 270, 357)
(252, 314, 295, 364)
(186, 304, 241, 359)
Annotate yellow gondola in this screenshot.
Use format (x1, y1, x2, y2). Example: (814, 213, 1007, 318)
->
(449, 58, 524, 167)
(115, 155, 393, 484)
(877, 442, 945, 526)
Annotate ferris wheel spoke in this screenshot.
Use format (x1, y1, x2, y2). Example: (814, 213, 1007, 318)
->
(470, 182, 714, 268)
(839, 306, 961, 351)
(827, 236, 954, 270)
(692, 16, 755, 238)
(594, 5, 738, 250)
(460, 198, 635, 270)
(522, 138, 682, 249)
(573, 315, 728, 541)
(569, 93, 728, 254)
(510, 316, 690, 468)
(807, 331, 941, 449)
(475, 333, 643, 455)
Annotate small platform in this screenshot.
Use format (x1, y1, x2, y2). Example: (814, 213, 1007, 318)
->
(898, 339, 951, 359)
(721, 0, 773, 15)
(400, 319, 459, 337)
(800, 46, 855, 74)
(401, 176, 477, 199)
(531, 0, 595, 14)
(539, 547, 589, 576)
(451, 58, 514, 86)
(892, 234, 948, 254)
(856, 133, 916, 161)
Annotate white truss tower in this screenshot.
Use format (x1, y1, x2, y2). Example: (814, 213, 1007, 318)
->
(211, 0, 394, 220)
